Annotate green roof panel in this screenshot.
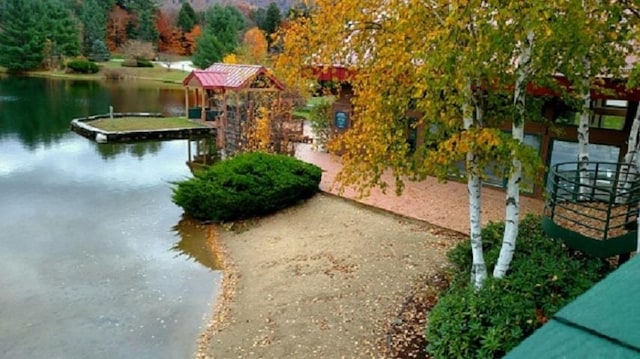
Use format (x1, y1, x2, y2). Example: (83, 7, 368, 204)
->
(505, 320, 639, 358)
(506, 256, 640, 358)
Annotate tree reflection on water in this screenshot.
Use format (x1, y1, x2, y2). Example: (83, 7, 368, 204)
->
(171, 216, 222, 271)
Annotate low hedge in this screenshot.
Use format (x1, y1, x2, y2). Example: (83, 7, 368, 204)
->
(426, 215, 613, 358)
(137, 59, 153, 68)
(172, 152, 322, 222)
(66, 59, 100, 74)
(121, 58, 154, 68)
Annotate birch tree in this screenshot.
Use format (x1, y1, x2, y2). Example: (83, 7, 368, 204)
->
(276, 0, 638, 285)
(276, 0, 522, 288)
(492, 0, 570, 278)
(493, 1, 633, 276)
(615, 8, 640, 202)
(493, 28, 535, 278)
(550, 1, 634, 200)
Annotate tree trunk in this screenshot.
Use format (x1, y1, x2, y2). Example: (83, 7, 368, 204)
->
(464, 92, 487, 289)
(616, 104, 640, 203)
(578, 58, 591, 200)
(493, 31, 533, 279)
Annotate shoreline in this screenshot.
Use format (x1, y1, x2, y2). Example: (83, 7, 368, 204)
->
(1, 60, 193, 88)
(195, 193, 465, 358)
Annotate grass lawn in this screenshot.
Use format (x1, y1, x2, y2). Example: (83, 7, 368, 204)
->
(98, 60, 189, 84)
(88, 117, 205, 132)
(2, 59, 192, 87)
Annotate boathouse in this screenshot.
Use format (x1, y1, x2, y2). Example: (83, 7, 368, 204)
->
(182, 63, 286, 156)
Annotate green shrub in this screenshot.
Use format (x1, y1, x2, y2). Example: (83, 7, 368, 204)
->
(137, 59, 153, 68)
(121, 58, 154, 68)
(172, 152, 322, 222)
(426, 215, 612, 358)
(66, 59, 99, 74)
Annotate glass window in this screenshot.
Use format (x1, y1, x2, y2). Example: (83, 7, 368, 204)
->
(520, 134, 542, 193)
(596, 114, 625, 130)
(554, 99, 627, 131)
(452, 133, 541, 194)
(546, 139, 621, 191)
(604, 99, 628, 108)
(591, 99, 627, 130)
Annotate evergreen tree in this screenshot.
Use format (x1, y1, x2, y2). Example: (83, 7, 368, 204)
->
(0, 0, 7, 25)
(42, 1, 81, 58)
(249, 7, 266, 30)
(0, 0, 46, 71)
(192, 32, 224, 69)
(79, 0, 108, 57)
(177, 1, 197, 32)
(136, 8, 158, 42)
(263, 2, 281, 37)
(89, 40, 110, 62)
(119, 0, 157, 43)
(203, 4, 245, 52)
(192, 4, 246, 68)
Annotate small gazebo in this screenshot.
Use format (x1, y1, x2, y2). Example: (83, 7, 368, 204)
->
(182, 63, 286, 155)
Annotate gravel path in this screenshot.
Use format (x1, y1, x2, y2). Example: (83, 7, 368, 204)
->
(196, 194, 463, 358)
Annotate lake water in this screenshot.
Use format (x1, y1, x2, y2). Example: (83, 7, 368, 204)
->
(0, 76, 220, 358)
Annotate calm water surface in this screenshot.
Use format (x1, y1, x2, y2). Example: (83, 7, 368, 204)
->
(0, 76, 220, 358)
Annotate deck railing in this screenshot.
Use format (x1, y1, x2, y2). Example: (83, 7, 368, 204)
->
(546, 161, 640, 242)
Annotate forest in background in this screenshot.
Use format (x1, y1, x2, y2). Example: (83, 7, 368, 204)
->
(0, 0, 304, 72)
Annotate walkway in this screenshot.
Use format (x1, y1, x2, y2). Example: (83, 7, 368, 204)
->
(295, 143, 545, 235)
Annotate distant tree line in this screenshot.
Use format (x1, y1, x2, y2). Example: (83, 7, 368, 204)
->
(0, 0, 288, 72)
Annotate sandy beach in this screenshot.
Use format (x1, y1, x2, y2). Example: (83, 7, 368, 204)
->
(195, 194, 465, 358)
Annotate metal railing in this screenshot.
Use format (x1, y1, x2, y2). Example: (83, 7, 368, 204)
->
(546, 162, 640, 241)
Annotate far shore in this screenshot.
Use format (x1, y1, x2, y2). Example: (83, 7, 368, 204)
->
(0, 59, 194, 88)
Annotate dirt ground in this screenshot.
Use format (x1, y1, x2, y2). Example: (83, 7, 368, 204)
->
(195, 194, 465, 358)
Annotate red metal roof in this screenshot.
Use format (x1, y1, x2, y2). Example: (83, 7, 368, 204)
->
(182, 70, 227, 89)
(183, 63, 285, 91)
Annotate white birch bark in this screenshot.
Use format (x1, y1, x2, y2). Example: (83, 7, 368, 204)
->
(616, 104, 640, 203)
(464, 91, 487, 289)
(493, 31, 534, 279)
(577, 58, 591, 200)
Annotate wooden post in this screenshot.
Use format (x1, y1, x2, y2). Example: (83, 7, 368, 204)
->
(200, 88, 206, 122)
(218, 92, 227, 151)
(187, 139, 192, 162)
(184, 88, 189, 118)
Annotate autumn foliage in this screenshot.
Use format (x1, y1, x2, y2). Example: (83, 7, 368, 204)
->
(242, 27, 268, 64)
(242, 95, 300, 155)
(106, 5, 131, 51)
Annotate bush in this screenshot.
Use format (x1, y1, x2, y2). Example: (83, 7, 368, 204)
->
(137, 59, 153, 68)
(426, 215, 613, 358)
(66, 59, 99, 74)
(121, 58, 154, 68)
(172, 152, 322, 222)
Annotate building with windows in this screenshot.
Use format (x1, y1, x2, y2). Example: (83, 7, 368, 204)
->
(312, 65, 640, 199)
